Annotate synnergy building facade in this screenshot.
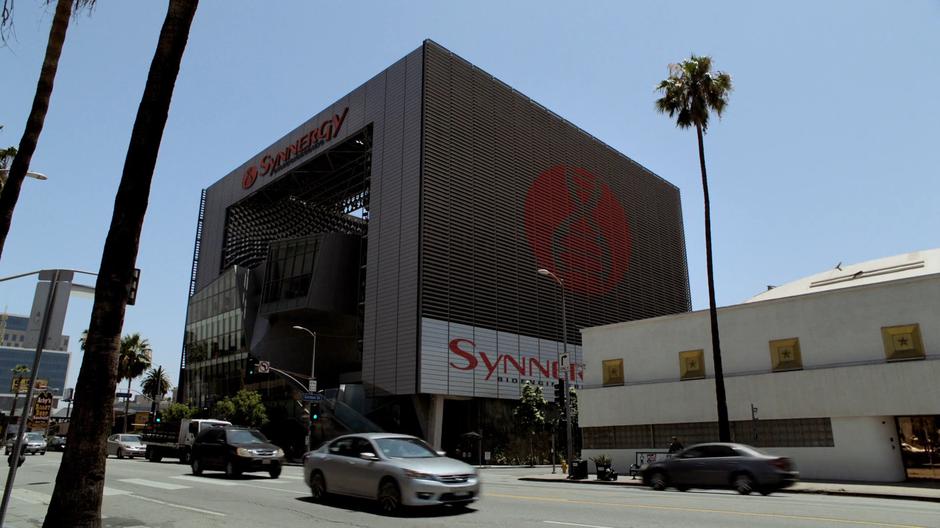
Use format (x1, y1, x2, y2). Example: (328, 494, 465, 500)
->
(180, 41, 691, 454)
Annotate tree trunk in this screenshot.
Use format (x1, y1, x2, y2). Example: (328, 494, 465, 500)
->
(0, 0, 72, 263)
(43, 2, 198, 526)
(696, 124, 731, 442)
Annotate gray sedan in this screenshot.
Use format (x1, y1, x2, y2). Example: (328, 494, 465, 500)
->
(107, 434, 147, 458)
(303, 433, 480, 513)
(641, 442, 798, 495)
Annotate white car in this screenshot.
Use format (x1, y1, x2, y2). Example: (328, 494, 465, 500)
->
(5, 432, 46, 455)
(107, 434, 147, 458)
(303, 433, 480, 513)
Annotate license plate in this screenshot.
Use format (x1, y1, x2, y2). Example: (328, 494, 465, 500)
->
(262, 459, 271, 465)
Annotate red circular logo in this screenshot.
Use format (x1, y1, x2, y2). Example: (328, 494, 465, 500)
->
(242, 165, 259, 189)
(524, 165, 631, 296)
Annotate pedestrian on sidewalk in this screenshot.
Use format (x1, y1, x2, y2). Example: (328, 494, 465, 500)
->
(668, 436, 684, 454)
(7, 442, 25, 468)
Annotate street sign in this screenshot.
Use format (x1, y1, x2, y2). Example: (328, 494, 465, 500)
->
(115, 392, 132, 399)
(302, 393, 322, 402)
(257, 361, 270, 374)
(308, 379, 317, 392)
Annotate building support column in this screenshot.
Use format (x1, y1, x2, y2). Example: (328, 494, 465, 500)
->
(427, 394, 445, 449)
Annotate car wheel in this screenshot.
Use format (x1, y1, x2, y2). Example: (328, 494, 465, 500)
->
(675, 485, 689, 492)
(117, 448, 124, 459)
(759, 488, 773, 496)
(649, 471, 668, 491)
(310, 471, 327, 501)
(733, 473, 755, 495)
(269, 465, 281, 479)
(148, 450, 163, 463)
(377, 479, 402, 514)
(179, 450, 191, 464)
(40, 451, 45, 456)
(224, 460, 241, 478)
(191, 457, 203, 476)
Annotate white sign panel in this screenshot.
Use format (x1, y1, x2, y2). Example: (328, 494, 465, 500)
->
(419, 318, 582, 400)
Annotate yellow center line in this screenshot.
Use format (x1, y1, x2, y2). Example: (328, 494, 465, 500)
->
(487, 492, 926, 528)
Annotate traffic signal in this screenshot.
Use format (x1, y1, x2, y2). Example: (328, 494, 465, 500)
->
(310, 403, 321, 422)
(554, 379, 567, 408)
(127, 268, 141, 306)
(154, 412, 162, 424)
(246, 356, 259, 380)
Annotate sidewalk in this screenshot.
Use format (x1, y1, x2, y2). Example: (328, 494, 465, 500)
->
(519, 472, 940, 503)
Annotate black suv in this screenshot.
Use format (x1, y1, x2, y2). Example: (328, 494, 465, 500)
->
(190, 426, 284, 478)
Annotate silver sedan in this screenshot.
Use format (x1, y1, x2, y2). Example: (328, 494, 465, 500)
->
(303, 433, 480, 513)
(107, 434, 147, 458)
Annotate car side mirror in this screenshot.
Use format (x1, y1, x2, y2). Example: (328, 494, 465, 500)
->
(359, 452, 380, 461)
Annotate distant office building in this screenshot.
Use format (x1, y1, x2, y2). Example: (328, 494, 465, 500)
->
(579, 249, 940, 482)
(180, 41, 691, 455)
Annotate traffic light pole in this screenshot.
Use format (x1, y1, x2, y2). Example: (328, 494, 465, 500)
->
(0, 270, 61, 525)
(560, 281, 574, 465)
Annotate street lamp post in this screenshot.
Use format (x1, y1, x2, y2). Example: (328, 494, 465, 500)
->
(291, 326, 317, 392)
(292, 325, 318, 449)
(537, 268, 574, 465)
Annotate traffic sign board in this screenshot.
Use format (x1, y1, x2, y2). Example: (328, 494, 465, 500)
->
(258, 361, 270, 374)
(115, 392, 132, 399)
(302, 393, 323, 402)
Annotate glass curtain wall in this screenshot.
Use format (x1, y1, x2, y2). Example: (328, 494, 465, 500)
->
(183, 266, 250, 409)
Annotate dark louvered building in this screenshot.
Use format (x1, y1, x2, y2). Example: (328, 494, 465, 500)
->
(180, 41, 690, 456)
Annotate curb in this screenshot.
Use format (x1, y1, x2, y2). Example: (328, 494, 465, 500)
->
(517, 477, 940, 504)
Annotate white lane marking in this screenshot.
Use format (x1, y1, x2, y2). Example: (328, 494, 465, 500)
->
(130, 494, 226, 517)
(11, 488, 51, 505)
(119, 478, 190, 490)
(104, 486, 133, 496)
(545, 522, 614, 528)
(237, 482, 307, 494)
(171, 475, 240, 486)
(279, 475, 302, 480)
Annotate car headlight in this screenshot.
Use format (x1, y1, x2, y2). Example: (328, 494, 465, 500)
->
(236, 447, 252, 457)
(404, 469, 438, 481)
(275, 448, 284, 457)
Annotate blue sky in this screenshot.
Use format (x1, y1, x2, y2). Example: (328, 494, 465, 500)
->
(1, 1, 937, 394)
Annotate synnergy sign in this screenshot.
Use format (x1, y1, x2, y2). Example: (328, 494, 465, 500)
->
(242, 107, 349, 190)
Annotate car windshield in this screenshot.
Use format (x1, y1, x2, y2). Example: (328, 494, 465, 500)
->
(375, 437, 438, 459)
(120, 435, 142, 444)
(25, 433, 43, 441)
(226, 429, 268, 444)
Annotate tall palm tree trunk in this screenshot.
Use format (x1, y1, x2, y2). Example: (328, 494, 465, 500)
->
(43, 2, 198, 526)
(697, 124, 731, 442)
(0, 0, 72, 263)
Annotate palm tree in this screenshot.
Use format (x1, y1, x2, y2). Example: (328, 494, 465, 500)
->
(44, 2, 198, 525)
(141, 366, 171, 421)
(656, 55, 733, 442)
(3, 364, 30, 438)
(0, 0, 94, 263)
(118, 333, 152, 433)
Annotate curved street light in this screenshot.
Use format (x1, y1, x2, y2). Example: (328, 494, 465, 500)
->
(537, 268, 574, 465)
(0, 168, 48, 189)
(291, 325, 317, 392)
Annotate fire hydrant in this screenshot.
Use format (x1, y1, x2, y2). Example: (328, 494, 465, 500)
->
(560, 458, 568, 474)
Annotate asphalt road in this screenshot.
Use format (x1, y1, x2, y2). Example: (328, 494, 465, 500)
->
(3, 453, 940, 528)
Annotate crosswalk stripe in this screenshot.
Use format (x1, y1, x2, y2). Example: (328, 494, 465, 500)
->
(119, 478, 190, 490)
(104, 486, 133, 496)
(12, 488, 50, 505)
(172, 475, 239, 486)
